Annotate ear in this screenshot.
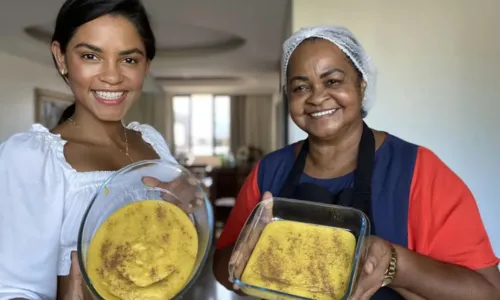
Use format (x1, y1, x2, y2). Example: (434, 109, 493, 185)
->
(360, 80, 367, 99)
(51, 41, 66, 75)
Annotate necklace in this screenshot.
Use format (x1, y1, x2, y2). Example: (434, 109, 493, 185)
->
(67, 117, 134, 163)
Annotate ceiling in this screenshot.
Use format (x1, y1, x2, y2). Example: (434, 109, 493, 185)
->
(0, 0, 290, 93)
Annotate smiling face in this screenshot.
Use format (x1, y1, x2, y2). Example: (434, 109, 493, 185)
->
(52, 14, 150, 121)
(286, 38, 366, 140)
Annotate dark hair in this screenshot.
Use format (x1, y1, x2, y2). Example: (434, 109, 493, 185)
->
(52, 0, 156, 124)
(52, 0, 156, 79)
(58, 104, 76, 125)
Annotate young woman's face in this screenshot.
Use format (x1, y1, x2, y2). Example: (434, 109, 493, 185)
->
(53, 14, 150, 121)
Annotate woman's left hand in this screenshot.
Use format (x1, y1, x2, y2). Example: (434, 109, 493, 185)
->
(348, 236, 393, 300)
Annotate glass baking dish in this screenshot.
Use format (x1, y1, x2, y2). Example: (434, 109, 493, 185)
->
(228, 197, 370, 300)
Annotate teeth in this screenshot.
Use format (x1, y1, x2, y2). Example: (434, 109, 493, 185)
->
(310, 109, 337, 117)
(95, 91, 124, 100)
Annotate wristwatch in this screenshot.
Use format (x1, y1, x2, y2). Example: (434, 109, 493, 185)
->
(381, 244, 398, 287)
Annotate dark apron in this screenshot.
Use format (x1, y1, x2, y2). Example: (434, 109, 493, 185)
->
(278, 122, 402, 300)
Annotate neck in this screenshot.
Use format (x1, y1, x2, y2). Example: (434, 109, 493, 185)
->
(70, 103, 125, 143)
(306, 119, 364, 176)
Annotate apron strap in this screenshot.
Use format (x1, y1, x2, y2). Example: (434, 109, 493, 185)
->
(278, 138, 309, 198)
(278, 122, 376, 226)
(352, 122, 375, 220)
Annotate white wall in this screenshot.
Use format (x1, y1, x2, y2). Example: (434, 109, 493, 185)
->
(0, 51, 70, 141)
(290, 0, 500, 254)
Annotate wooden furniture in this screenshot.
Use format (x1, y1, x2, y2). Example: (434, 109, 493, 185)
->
(209, 166, 252, 224)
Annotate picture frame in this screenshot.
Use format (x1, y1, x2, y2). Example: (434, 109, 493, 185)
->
(34, 88, 74, 129)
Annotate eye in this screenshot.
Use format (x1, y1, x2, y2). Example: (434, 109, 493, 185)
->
(81, 53, 98, 60)
(292, 85, 309, 93)
(123, 58, 137, 64)
(326, 79, 341, 86)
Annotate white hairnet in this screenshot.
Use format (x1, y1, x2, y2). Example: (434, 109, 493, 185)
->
(282, 25, 376, 114)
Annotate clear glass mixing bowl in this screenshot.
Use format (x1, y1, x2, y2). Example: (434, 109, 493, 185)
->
(77, 160, 214, 299)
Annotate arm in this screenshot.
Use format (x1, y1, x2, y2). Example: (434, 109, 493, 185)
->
(392, 246, 500, 300)
(213, 163, 261, 292)
(391, 147, 500, 299)
(0, 134, 65, 300)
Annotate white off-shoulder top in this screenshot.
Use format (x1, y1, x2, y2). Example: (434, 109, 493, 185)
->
(0, 122, 176, 300)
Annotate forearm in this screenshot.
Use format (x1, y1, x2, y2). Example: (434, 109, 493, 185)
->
(391, 245, 500, 300)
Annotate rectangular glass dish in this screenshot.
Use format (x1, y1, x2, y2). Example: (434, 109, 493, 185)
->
(228, 197, 370, 300)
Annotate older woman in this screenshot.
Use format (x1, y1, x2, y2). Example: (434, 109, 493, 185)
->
(213, 26, 500, 300)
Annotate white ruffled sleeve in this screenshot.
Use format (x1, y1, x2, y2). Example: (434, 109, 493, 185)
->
(0, 132, 66, 300)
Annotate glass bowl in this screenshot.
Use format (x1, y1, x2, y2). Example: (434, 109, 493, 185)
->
(228, 197, 370, 300)
(77, 160, 214, 299)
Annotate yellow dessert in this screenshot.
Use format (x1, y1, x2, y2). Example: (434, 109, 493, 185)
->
(86, 200, 198, 300)
(241, 220, 356, 300)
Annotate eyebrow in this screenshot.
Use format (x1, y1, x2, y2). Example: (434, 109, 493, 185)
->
(289, 68, 345, 82)
(74, 42, 145, 56)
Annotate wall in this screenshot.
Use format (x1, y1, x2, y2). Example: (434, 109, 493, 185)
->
(290, 0, 500, 254)
(0, 51, 70, 141)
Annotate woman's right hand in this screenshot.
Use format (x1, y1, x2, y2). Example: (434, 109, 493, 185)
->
(228, 191, 274, 292)
(57, 252, 94, 300)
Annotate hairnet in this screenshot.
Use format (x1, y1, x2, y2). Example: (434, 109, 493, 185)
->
(282, 25, 376, 114)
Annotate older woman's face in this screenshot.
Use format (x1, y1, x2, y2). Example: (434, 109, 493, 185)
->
(287, 39, 365, 140)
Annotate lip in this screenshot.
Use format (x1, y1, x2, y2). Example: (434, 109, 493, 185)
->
(92, 90, 128, 106)
(308, 108, 340, 118)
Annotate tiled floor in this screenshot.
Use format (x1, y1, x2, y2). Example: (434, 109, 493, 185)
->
(180, 247, 257, 300)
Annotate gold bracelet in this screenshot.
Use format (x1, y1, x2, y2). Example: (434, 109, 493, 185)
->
(381, 244, 397, 287)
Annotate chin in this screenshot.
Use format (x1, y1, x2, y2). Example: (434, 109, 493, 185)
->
(306, 123, 344, 139)
(93, 110, 127, 122)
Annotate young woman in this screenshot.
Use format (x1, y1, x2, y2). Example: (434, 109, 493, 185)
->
(0, 0, 177, 298)
(214, 26, 500, 300)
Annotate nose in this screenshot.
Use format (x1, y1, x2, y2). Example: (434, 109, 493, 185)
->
(98, 61, 123, 85)
(306, 86, 329, 105)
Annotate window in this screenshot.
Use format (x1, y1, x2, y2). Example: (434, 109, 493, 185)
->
(173, 94, 231, 156)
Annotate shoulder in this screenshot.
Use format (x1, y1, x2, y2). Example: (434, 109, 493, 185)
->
(406, 145, 499, 268)
(257, 143, 297, 194)
(0, 125, 68, 205)
(411, 146, 462, 192)
(377, 133, 420, 161)
(127, 122, 176, 163)
(0, 124, 67, 171)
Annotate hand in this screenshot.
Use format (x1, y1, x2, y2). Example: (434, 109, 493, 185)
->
(228, 191, 274, 293)
(57, 252, 93, 300)
(142, 175, 205, 214)
(348, 236, 393, 300)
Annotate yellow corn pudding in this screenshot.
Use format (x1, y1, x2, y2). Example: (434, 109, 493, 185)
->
(86, 200, 198, 300)
(241, 220, 356, 300)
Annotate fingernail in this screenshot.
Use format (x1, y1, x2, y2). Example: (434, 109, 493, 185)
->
(365, 261, 374, 274)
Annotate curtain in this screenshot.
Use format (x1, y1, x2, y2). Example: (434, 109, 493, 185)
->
(125, 91, 175, 152)
(230, 94, 275, 154)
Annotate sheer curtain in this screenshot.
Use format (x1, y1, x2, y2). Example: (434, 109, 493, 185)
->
(124, 91, 174, 152)
(230, 94, 274, 154)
